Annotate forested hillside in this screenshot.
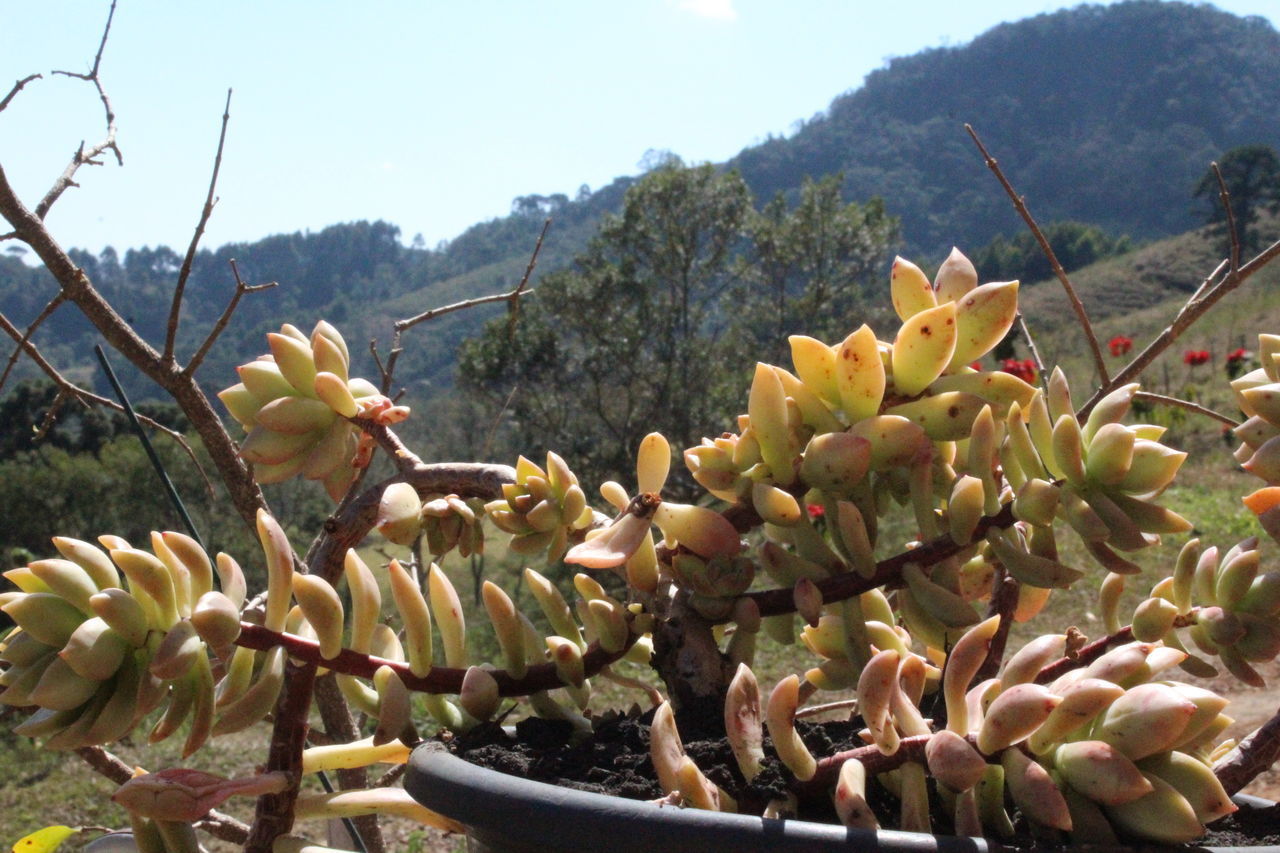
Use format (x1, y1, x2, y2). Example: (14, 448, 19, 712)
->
(3, 0, 1277, 404)
(733, 0, 1280, 253)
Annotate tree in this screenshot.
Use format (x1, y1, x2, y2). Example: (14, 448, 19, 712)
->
(458, 165, 898, 493)
(0, 379, 189, 459)
(459, 161, 753, 492)
(970, 220, 1133, 285)
(734, 175, 898, 365)
(1194, 144, 1280, 254)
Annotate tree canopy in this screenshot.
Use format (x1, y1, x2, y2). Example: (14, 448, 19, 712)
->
(1194, 143, 1280, 254)
(458, 163, 897, 492)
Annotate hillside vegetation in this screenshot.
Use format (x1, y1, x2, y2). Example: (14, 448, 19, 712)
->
(1, 1, 1277, 417)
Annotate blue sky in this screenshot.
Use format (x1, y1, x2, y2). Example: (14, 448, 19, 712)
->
(2, 1, 1277, 257)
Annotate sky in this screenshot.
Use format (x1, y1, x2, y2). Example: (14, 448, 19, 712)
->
(2, 0, 1278, 259)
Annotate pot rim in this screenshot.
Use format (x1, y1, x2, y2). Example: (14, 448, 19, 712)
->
(405, 742, 1278, 853)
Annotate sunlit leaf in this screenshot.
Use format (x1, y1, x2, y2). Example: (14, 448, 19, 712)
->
(11, 826, 78, 853)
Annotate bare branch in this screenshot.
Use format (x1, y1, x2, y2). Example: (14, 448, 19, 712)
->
(394, 288, 537, 336)
(309, 461, 516, 587)
(1032, 611, 1201, 685)
(975, 572, 1019, 682)
(194, 812, 251, 847)
(185, 258, 277, 377)
(1080, 234, 1280, 419)
(369, 337, 399, 394)
(1214, 705, 1280, 795)
(1133, 390, 1238, 427)
(373, 764, 406, 789)
(0, 166, 264, 520)
(167, 89, 233, 362)
(480, 383, 520, 460)
(0, 309, 211, 491)
(352, 418, 426, 474)
(1016, 313, 1048, 384)
(37, 0, 122, 219)
(966, 124, 1110, 386)
(393, 218, 547, 335)
(1212, 161, 1241, 275)
(234, 620, 635, 697)
(0, 292, 64, 393)
(34, 386, 69, 440)
(374, 219, 547, 395)
(0, 73, 42, 114)
(504, 216, 550, 340)
(743, 501, 1018, 617)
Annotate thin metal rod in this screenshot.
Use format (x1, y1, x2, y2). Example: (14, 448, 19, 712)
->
(94, 345, 204, 547)
(96, 345, 367, 852)
(315, 766, 369, 853)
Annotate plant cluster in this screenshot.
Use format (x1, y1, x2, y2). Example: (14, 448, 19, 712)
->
(3, 11, 1280, 849)
(6, 245, 1280, 851)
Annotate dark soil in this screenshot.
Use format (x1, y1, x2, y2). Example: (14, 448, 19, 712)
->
(448, 707, 1280, 848)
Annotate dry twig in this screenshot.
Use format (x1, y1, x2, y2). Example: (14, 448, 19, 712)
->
(966, 124, 1110, 386)
(373, 218, 548, 392)
(0, 73, 42, 114)
(1080, 235, 1280, 419)
(185, 258, 277, 376)
(1212, 161, 1242, 275)
(1133, 390, 1238, 428)
(37, 0, 122, 219)
(0, 293, 64, 392)
(166, 89, 234, 362)
(0, 309, 211, 486)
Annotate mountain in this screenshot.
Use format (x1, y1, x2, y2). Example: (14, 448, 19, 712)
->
(732, 0, 1280, 254)
(3, 1, 1278, 402)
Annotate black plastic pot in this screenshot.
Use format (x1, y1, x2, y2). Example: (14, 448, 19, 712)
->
(406, 743, 1279, 853)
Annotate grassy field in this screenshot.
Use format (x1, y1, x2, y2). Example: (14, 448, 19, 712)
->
(5, 222, 1280, 848)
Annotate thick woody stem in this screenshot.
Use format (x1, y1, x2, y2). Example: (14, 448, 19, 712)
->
(650, 591, 735, 724)
(243, 660, 316, 853)
(311, 676, 385, 853)
(743, 502, 1017, 617)
(1033, 610, 1200, 684)
(310, 462, 515, 586)
(1214, 706, 1280, 795)
(234, 621, 636, 697)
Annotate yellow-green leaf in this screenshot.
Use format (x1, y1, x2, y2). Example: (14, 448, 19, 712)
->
(12, 826, 78, 853)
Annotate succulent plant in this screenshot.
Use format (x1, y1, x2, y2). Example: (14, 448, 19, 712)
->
(7, 248, 1280, 851)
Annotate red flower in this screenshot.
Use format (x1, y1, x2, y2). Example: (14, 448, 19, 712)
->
(1108, 336, 1133, 357)
(1227, 347, 1250, 363)
(1183, 349, 1210, 366)
(1000, 358, 1037, 383)
(806, 504, 825, 519)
